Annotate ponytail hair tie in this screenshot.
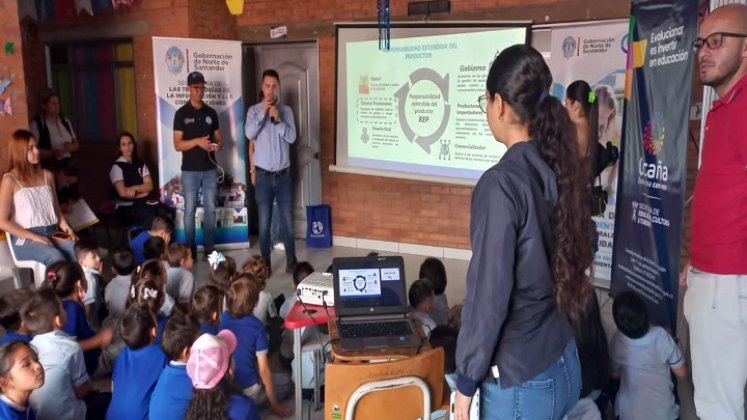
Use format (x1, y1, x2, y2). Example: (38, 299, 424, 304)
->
(588, 90, 597, 104)
(130, 285, 136, 299)
(47, 271, 57, 280)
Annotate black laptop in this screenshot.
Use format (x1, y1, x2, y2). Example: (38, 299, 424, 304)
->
(332, 255, 421, 351)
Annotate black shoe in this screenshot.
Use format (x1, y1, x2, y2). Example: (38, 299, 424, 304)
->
(263, 257, 272, 277)
(285, 257, 298, 274)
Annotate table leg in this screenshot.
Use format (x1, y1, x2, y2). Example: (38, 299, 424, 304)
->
(294, 328, 302, 417)
(313, 349, 320, 411)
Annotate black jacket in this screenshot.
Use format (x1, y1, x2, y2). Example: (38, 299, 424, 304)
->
(456, 140, 573, 394)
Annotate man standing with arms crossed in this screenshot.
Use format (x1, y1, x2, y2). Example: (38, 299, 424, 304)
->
(245, 69, 297, 274)
(173, 71, 222, 259)
(682, 5, 747, 419)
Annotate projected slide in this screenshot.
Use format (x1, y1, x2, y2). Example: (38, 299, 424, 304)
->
(342, 28, 526, 181)
(338, 269, 382, 297)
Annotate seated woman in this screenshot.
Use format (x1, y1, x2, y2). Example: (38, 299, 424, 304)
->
(109, 131, 172, 227)
(30, 88, 80, 167)
(0, 129, 77, 265)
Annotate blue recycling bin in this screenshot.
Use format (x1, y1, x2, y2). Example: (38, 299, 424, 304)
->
(306, 204, 332, 248)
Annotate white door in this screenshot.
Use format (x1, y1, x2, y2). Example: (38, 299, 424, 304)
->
(244, 42, 322, 238)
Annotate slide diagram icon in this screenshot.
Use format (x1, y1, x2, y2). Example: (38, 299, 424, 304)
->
(394, 68, 450, 154)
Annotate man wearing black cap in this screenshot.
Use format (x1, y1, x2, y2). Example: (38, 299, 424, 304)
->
(173, 71, 222, 259)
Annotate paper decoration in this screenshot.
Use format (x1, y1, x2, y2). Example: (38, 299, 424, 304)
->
(0, 97, 12, 116)
(0, 79, 10, 95)
(4, 42, 14, 54)
(36, 0, 56, 20)
(75, 0, 93, 15)
(18, 0, 38, 20)
(111, 0, 135, 10)
(226, 0, 244, 15)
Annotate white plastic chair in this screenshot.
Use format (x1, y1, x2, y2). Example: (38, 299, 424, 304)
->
(0, 237, 23, 290)
(5, 236, 46, 289)
(345, 376, 431, 420)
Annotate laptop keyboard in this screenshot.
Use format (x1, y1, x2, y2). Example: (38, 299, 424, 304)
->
(340, 321, 413, 338)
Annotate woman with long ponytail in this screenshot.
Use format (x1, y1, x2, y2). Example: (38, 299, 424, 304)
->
(454, 44, 595, 419)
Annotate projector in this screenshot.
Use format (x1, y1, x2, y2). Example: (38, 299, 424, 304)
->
(297, 272, 334, 307)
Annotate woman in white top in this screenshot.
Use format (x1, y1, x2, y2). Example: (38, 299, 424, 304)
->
(30, 88, 80, 166)
(0, 129, 78, 265)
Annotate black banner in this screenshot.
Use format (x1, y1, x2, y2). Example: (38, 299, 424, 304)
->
(610, 0, 698, 331)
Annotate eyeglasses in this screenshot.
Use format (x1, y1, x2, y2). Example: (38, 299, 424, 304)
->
(478, 94, 488, 114)
(692, 32, 747, 52)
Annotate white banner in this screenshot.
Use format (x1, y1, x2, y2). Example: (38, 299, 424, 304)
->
(549, 21, 628, 286)
(152, 37, 248, 248)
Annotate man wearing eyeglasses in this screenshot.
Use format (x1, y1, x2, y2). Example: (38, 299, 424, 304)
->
(681, 4, 747, 420)
(173, 71, 223, 260)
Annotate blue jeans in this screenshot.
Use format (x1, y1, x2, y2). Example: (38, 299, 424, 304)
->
(255, 169, 295, 263)
(9, 225, 76, 266)
(182, 170, 217, 253)
(481, 340, 581, 419)
(271, 200, 282, 245)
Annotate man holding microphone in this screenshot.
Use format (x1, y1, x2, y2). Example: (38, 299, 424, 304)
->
(245, 69, 297, 275)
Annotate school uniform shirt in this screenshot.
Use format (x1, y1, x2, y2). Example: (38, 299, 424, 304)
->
(228, 393, 260, 420)
(431, 293, 449, 326)
(411, 309, 437, 337)
(129, 231, 151, 265)
(199, 321, 219, 335)
(279, 293, 298, 319)
(0, 331, 31, 345)
(0, 395, 35, 420)
(253, 290, 277, 324)
(28, 330, 88, 420)
(61, 300, 99, 376)
(219, 312, 269, 389)
(149, 362, 192, 420)
(104, 275, 131, 319)
(155, 313, 168, 345)
(106, 344, 168, 420)
(166, 267, 194, 305)
(611, 326, 684, 420)
(82, 266, 106, 329)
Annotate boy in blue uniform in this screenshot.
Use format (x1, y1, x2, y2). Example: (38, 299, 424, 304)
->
(149, 311, 200, 419)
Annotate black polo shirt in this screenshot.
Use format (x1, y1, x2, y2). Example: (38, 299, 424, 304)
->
(173, 101, 220, 171)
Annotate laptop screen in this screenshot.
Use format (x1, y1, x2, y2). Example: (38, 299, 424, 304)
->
(333, 255, 408, 316)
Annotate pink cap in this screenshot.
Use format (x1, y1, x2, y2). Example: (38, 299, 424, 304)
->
(186, 330, 237, 389)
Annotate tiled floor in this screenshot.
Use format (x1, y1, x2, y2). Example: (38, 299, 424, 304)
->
(193, 238, 703, 420)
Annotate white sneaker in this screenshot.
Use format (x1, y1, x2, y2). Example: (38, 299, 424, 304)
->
(273, 242, 285, 251)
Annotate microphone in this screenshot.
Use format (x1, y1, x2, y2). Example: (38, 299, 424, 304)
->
(269, 98, 279, 125)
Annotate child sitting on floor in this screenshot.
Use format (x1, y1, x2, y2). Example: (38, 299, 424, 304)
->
(0, 340, 45, 419)
(419, 257, 449, 326)
(184, 330, 260, 420)
(45, 262, 113, 377)
(408, 278, 437, 337)
(104, 246, 136, 319)
(611, 291, 686, 420)
(149, 312, 201, 420)
(220, 275, 292, 417)
(106, 303, 168, 420)
(23, 289, 109, 420)
(241, 256, 278, 324)
(0, 288, 35, 345)
(191, 285, 222, 336)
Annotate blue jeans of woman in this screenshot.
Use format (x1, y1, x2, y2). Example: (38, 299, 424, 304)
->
(182, 169, 217, 254)
(9, 225, 76, 266)
(481, 339, 581, 419)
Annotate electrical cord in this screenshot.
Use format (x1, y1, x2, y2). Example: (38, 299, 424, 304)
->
(296, 291, 328, 366)
(208, 151, 226, 184)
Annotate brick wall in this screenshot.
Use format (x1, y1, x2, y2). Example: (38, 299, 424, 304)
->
(19, 0, 236, 208)
(236, 0, 633, 250)
(0, 0, 28, 172)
